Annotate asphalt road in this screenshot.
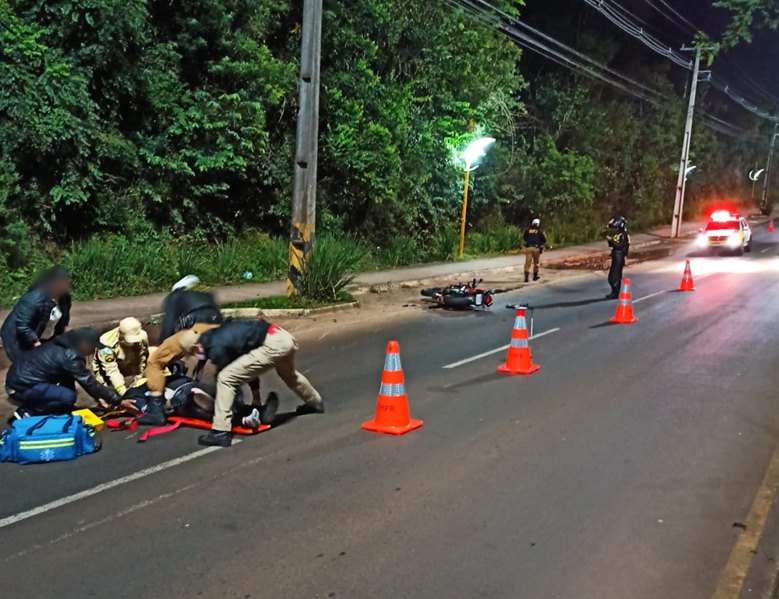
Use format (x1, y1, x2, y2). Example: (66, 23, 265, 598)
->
(2, 230, 779, 599)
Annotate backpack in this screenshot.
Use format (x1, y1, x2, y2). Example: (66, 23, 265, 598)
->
(0, 414, 101, 465)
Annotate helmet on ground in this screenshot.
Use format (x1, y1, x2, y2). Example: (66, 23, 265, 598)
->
(531, 218, 540, 227)
(608, 216, 627, 231)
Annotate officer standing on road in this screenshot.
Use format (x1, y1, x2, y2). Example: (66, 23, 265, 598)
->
(5, 328, 126, 418)
(605, 216, 630, 299)
(522, 218, 547, 283)
(1, 266, 72, 363)
(92, 317, 150, 396)
(191, 319, 324, 447)
(159, 275, 223, 341)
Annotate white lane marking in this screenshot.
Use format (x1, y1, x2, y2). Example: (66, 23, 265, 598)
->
(0, 442, 238, 530)
(761, 247, 771, 254)
(442, 328, 561, 369)
(633, 290, 668, 304)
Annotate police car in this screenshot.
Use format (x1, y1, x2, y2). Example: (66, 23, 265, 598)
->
(696, 211, 753, 255)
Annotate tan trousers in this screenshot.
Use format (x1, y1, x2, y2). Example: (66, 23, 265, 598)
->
(524, 247, 541, 274)
(212, 328, 321, 431)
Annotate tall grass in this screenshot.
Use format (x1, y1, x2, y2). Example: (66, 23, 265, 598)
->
(297, 236, 367, 302)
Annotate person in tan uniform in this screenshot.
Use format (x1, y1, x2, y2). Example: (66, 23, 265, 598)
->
(137, 323, 218, 425)
(93, 317, 149, 396)
(192, 319, 324, 447)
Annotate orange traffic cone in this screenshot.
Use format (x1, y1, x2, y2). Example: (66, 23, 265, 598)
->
(610, 278, 638, 324)
(362, 341, 423, 436)
(497, 307, 540, 375)
(770, 219, 775, 233)
(678, 260, 696, 292)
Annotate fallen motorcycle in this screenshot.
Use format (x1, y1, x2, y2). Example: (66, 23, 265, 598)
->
(420, 278, 495, 310)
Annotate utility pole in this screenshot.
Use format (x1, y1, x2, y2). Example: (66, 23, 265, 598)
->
(760, 123, 778, 215)
(287, 0, 323, 296)
(671, 47, 702, 238)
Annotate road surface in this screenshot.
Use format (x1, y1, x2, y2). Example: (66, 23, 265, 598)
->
(2, 229, 779, 599)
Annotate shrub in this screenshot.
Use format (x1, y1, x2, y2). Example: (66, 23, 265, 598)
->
(296, 236, 366, 302)
(378, 235, 419, 267)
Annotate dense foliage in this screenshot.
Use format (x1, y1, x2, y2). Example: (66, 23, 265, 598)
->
(0, 0, 772, 302)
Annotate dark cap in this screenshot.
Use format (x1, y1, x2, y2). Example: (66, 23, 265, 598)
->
(71, 327, 107, 350)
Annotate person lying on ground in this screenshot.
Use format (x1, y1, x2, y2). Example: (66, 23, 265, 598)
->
(158, 275, 222, 342)
(136, 323, 219, 425)
(1, 266, 72, 363)
(192, 319, 325, 447)
(5, 328, 132, 419)
(92, 317, 150, 396)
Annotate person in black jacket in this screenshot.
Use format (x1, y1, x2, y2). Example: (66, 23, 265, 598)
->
(191, 319, 323, 447)
(5, 328, 125, 418)
(1, 266, 72, 363)
(522, 218, 547, 283)
(605, 216, 630, 299)
(158, 276, 222, 342)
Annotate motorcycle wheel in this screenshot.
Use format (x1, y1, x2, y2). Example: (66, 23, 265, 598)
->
(421, 288, 443, 298)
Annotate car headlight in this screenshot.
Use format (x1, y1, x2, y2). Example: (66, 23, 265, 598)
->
(727, 233, 741, 248)
(697, 234, 708, 247)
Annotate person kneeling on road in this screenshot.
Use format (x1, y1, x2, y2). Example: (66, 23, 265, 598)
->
(522, 218, 547, 283)
(193, 319, 324, 447)
(136, 323, 219, 425)
(5, 328, 129, 419)
(0, 266, 72, 363)
(92, 317, 150, 396)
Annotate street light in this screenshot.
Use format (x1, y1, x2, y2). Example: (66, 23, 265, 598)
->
(458, 137, 495, 257)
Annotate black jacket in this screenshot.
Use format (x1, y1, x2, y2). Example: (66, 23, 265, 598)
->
(607, 231, 630, 256)
(523, 227, 547, 248)
(1, 286, 72, 361)
(159, 289, 222, 341)
(200, 319, 271, 370)
(6, 332, 121, 405)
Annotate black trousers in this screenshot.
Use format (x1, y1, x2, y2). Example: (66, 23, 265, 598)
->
(608, 252, 626, 295)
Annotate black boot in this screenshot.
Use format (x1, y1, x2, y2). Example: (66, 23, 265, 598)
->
(137, 395, 168, 426)
(259, 392, 279, 425)
(198, 430, 232, 447)
(533, 272, 540, 281)
(524, 272, 529, 283)
(296, 399, 325, 415)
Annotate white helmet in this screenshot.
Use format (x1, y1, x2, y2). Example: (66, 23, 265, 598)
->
(531, 218, 540, 227)
(171, 274, 200, 292)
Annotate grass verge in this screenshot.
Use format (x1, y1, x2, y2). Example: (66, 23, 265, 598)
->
(224, 292, 356, 310)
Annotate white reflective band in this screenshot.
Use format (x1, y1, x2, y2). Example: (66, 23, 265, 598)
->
(379, 383, 405, 396)
(383, 353, 402, 372)
(510, 338, 529, 348)
(513, 316, 527, 330)
(618, 300, 631, 306)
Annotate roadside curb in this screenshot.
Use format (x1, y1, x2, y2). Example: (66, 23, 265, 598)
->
(220, 301, 360, 320)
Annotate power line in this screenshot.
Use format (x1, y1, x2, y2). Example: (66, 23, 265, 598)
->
(441, 0, 753, 140)
(583, 0, 779, 121)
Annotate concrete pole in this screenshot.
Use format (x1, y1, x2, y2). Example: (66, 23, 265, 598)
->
(288, 0, 323, 296)
(671, 47, 701, 239)
(760, 123, 778, 215)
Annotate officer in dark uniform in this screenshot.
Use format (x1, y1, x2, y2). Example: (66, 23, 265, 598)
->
(605, 216, 630, 299)
(522, 218, 547, 283)
(159, 275, 223, 342)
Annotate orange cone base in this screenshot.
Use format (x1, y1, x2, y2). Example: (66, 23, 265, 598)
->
(361, 418, 423, 436)
(677, 285, 696, 292)
(497, 362, 540, 375)
(609, 315, 638, 324)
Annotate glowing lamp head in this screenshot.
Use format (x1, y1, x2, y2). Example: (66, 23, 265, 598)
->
(461, 137, 496, 171)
